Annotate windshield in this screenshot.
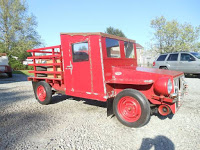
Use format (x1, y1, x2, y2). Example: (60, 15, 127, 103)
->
(191, 52, 200, 59)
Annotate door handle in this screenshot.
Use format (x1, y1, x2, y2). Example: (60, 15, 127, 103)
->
(66, 66, 72, 69)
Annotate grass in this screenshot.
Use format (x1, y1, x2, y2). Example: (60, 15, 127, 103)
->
(13, 70, 33, 76)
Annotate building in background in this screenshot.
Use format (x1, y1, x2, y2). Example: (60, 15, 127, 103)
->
(136, 43, 158, 67)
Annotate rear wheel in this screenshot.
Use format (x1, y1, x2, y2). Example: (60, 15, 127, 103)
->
(160, 66, 168, 70)
(113, 89, 150, 128)
(35, 81, 52, 105)
(7, 72, 12, 78)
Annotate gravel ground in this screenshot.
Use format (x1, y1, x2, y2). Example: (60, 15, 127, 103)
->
(0, 73, 200, 150)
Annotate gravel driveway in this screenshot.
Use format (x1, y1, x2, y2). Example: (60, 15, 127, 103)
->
(0, 74, 200, 150)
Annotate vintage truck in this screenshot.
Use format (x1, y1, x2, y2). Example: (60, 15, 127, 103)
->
(27, 32, 187, 128)
(0, 53, 12, 77)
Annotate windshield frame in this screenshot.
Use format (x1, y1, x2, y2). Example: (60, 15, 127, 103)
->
(190, 52, 200, 59)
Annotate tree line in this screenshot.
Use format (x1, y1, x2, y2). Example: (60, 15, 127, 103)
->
(0, 0, 41, 69)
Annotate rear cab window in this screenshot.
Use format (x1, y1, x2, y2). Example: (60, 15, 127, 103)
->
(157, 54, 167, 61)
(167, 54, 178, 61)
(106, 38, 121, 58)
(124, 42, 134, 58)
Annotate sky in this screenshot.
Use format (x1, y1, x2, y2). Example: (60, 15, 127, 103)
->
(27, 0, 200, 49)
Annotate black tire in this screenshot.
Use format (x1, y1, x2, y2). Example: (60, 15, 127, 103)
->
(36, 66, 47, 71)
(7, 72, 12, 78)
(113, 89, 150, 128)
(160, 66, 168, 70)
(35, 81, 52, 105)
(36, 66, 47, 77)
(36, 74, 47, 77)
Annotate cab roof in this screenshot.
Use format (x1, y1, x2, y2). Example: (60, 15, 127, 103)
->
(60, 32, 136, 43)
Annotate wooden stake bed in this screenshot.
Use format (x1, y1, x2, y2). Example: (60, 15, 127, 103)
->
(27, 45, 64, 85)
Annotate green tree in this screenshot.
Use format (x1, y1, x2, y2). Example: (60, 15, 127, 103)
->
(105, 26, 126, 38)
(0, 0, 41, 61)
(151, 16, 200, 53)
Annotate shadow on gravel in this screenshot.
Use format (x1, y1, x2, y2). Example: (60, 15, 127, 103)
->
(51, 94, 70, 104)
(0, 111, 50, 149)
(0, 74, 28, 84)
(153, 113, 174, 120)
(0, 89, 32, 108)
(139, 135, 175, 150)
(51, 94, 107, 108)
(0, 89, 50, 149)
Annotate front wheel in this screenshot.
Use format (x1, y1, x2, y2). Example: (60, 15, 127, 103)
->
(113, 89, 150, 128)
(7, 72, 12, 78)
(160, 66, 168, 70)
(35, 81, 52, 105)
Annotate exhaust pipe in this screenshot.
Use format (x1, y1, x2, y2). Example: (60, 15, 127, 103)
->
(158, 105, 171, 116)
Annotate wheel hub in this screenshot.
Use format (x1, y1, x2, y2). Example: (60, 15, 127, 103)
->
(117, 96, 141, 122)
(37, 85, 46, 101)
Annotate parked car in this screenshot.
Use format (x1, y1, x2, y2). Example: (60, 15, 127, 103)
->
(0, 53, 12, 77)
(153, 52, 200, 74)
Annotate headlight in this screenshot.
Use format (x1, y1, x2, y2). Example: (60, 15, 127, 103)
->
(167, 79, 172, 94)
(154, 77, 174, 96)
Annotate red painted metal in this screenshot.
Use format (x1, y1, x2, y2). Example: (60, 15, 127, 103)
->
(37, 85, 46, 101)
(158, 105, 171, 116)
(117, 96, 141, 122)
(29, 63, 61, 67)
(27, 32, 187, 118)
(27, 55, 61, 59)
(154, 77, 172, 96)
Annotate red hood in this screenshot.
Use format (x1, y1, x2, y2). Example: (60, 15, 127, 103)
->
(135, 67, 183, 77)
(106, 66, 184, 85)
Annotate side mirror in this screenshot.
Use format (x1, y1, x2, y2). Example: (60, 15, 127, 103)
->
(189, 57, 195, 61)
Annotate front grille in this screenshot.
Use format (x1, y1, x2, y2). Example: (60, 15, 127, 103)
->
(174, 75, 185, 109)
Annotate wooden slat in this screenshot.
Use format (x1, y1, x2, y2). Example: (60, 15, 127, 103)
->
(28, 71, 62, 74)
(27, 54, 61, 59)
(28, 77, 62, 80)
(29, 63, 61, 66)
(27, 45, 61, 52)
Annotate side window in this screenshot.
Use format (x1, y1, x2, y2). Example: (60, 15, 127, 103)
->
(106, 38, 121, 58)
(124, 42, 134, 58)
(167, 54, 178, 61)
(181, 53, 195, 61)
(72, 42, 89, 62)
(157, 54, 167, 61)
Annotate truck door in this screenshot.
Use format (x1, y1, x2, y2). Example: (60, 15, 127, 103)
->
(166, 53, 179, 71)
(64, 39, 92, 94)
(179, 53, 197, 73)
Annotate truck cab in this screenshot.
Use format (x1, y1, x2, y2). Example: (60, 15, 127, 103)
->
(28, 32, 187, 128)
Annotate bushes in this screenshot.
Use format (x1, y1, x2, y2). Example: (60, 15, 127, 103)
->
(9, 57, 33, 70)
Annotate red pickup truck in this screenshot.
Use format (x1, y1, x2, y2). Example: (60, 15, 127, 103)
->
(27, 32, 187, 128)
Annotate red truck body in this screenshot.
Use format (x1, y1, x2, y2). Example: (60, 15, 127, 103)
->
(28, 33, 187, 127)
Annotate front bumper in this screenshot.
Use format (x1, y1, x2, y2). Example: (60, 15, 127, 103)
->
(151, 75, 187, 114)
(173, 75, 187, 112)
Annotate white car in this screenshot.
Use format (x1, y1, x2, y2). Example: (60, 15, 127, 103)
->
(153, 52, 200, 74)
